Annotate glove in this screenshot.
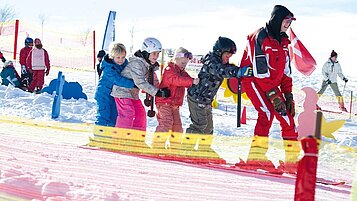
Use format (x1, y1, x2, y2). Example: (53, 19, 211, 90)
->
(284, 92, 295, 117)
(237, 66, 253, 78)
(155, 87, 170, 97)
(266, 88, 287, 116)
(343, 77, 348, 83)
(45, 70, 49, 76)
(21, 65, 27, 74)
(325, 79, 332, 84)
(1, 56, 5, 63)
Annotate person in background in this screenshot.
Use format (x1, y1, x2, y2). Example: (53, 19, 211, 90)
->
(26, 38, 50, 93)
(1, 60, 25, 90)
(94, 43, 134, 127)
(185, 36, 253, 135)
(19, 37, 34, 88)
(238, 5, 299, 172)
(155, 47, 199, 133)
(316, 50, 348, 112)
(96, 50, 106, 77)
(111, 37, 170, 131)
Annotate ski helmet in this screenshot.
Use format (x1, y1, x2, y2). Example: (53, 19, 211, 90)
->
(25, 37, 33, 48)
(142, 37, 162, 53)
(213, 36, 237, 57)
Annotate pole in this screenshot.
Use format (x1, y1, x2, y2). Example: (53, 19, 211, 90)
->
(160, 49, 165, 81)
(314, 111, 322, 140)
(342, 82, 347, 96)
(93, 30, 96, 86)
(350, 91, 353, 119)
(237, 78, 242, 127)
(294, 111, 322, 200)
(13, 19, 19, 60)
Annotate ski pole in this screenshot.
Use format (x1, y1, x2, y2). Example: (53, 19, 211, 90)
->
(342, 82, 347, 96)
(147, 66, 156, 117)
(237, 77, 241, 128)
(349, 91, 353, 119)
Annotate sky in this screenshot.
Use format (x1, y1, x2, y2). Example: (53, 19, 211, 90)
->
(1, 0, 357, 76)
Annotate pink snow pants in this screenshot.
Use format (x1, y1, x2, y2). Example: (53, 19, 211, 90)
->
(114, 98, 146, 131)
(155, 104, 183, 133)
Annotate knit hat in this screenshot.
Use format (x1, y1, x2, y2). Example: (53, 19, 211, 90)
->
(4, 60, 13, 67)
(330, 50, 337, 58)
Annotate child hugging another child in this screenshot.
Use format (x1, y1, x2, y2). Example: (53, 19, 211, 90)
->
(111, 37, 170, 131)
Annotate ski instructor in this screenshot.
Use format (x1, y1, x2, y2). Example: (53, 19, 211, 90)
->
(238, 5, 299, 169)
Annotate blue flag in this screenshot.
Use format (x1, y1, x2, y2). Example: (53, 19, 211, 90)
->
(102, 11, 116, 52)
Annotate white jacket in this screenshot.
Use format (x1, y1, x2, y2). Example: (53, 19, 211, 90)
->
(322, 59, 346, 83)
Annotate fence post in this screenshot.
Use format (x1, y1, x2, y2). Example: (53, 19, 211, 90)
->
(294, 111, 322, 200)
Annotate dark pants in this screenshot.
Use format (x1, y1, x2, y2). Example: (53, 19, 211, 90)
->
(186, 95, 213, 135)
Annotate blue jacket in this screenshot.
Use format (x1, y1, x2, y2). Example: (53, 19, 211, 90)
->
(1, 66, 21, 87)
(94, 54, 134, 101)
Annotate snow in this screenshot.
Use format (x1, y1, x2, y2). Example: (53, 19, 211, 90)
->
(0, 66, 356, 200)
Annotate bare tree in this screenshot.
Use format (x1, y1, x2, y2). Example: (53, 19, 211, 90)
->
(129, 26, 135, 55)
(0, 4, 16, 35)
(80, 28, 92, 46)
(38, 14, 46, 40)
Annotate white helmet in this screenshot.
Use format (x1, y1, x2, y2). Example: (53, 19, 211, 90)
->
(142, 37, 162, 53)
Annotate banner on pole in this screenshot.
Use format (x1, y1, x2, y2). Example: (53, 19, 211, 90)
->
(102, 11, 116, 52)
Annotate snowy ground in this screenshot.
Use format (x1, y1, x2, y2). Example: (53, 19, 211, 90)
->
(0, 67, 356, 200)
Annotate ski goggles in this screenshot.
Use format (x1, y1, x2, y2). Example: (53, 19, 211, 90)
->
(175, 52, 193, 59)
(284, 15, 296, 22)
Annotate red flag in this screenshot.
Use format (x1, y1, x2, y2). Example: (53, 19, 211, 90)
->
(289, 28, 317, 76)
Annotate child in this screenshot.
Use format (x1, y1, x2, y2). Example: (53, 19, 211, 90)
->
(26, 38, 50, 93)
(111, 37, 170, 131)
(186, 36, 253, 135)
(1, 61, 24, 89)
(94, 43, 134, 127)
(19, 37, 34, 88)
(155, 47, 199, 133)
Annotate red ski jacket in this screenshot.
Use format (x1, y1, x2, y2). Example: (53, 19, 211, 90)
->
(19, 47, 32, 68)
(240, 27, 293, 94)
(155, 62, 193, 106)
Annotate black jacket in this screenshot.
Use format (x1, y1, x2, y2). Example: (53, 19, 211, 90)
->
(187, 52, 238, 105)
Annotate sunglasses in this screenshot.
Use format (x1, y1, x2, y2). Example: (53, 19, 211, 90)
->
(175, 52, 193, 60)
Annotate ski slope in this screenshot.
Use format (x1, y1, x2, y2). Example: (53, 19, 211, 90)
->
(0, 67, 356, 200)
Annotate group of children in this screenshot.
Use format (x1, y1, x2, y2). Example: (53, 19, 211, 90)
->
(94, 37, 253, 135)
(0, 37, 51, 93)
(94, 4, 304, 173)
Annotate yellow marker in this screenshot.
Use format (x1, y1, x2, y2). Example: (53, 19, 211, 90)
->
(212, 98, 219, 109)
(321, 115, 345, 140)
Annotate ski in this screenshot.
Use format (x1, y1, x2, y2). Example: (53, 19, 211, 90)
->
(316, 178, 346, 186)
(318, 109, 343, 114)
